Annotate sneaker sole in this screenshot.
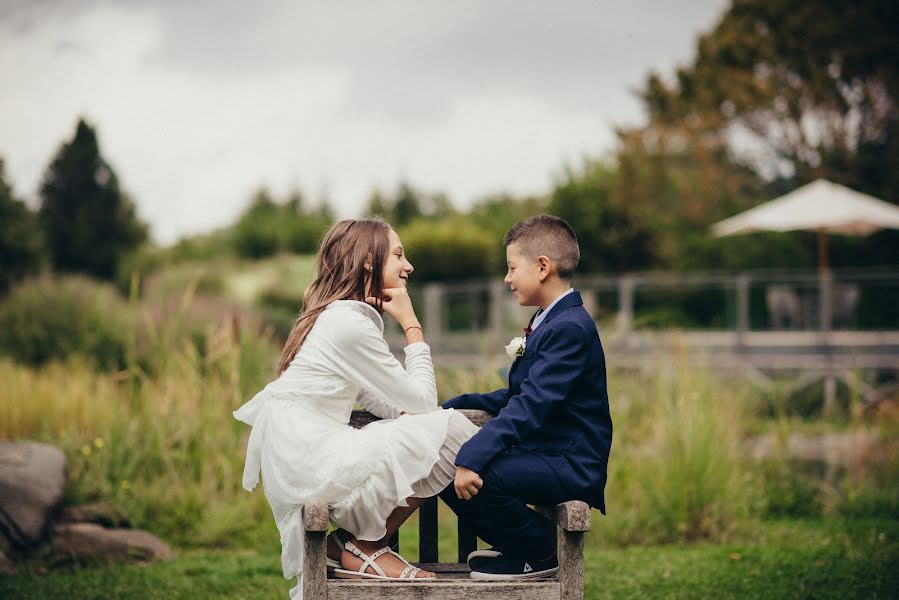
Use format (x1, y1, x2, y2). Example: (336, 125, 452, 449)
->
(469, 566, 559, 580)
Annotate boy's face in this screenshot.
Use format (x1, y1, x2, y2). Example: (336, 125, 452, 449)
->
(504, 242, 543, 307)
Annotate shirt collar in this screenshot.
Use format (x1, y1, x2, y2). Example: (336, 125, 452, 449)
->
(531, 288, 575, 332)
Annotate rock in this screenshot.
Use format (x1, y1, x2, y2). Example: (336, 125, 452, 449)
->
(0, 441, 66, 550)
(61, 502, 131, 528)
(48, 523, 172, 565)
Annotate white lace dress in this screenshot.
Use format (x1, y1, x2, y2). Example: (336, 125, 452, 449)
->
(234, 300, 477, 599)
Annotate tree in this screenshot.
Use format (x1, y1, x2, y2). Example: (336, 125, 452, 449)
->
(548, 160, 655, 273)
(39, 118, 147, 279)
(640, 0, 899, 199)
(364, 189, 390, 219)
(0, 158, 45, 293)
(604, 0, 899, 270)
(231, 186, 333, 258)
(392, 182, 423, 226)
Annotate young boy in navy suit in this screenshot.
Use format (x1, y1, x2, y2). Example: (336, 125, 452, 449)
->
(440, 214, 612, 579)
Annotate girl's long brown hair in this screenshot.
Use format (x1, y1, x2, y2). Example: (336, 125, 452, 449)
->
(276, 218, 390, 375)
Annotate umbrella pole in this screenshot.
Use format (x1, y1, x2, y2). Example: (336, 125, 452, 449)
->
(817, 229, 832, 333)
(817, 228, 829, 274)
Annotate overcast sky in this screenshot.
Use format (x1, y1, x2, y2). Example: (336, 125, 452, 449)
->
(0, 0, 728, 244)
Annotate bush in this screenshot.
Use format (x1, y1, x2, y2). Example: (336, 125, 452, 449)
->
(0, 276, 134, 369)
(399, 219, 498, 282)
(231, 215, 281, 258)
(759, 460, 823, 518)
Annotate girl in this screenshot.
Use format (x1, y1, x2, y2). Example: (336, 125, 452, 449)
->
(234, 218, 477, 599)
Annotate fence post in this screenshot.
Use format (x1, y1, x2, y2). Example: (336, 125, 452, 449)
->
(423, 283, 443, 342)
(489, 280, 505, 348)
(616, 275, 635, 333)
(736, 273, 750, 347)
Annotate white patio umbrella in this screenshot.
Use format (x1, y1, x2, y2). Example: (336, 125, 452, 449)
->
(712, 178, 899, 273)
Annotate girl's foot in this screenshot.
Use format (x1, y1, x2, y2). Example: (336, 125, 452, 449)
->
(339, 539, 435, 579)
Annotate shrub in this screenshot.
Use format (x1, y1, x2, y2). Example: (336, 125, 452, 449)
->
(231, 215, 281, 258)
(0, 276, 134, 369)
(758, 460, 823, 518)
(231, 211, 330, 259)
(399, 219, 497, 282)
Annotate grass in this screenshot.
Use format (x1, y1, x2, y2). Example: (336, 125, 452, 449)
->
(3, 519, 897, 599)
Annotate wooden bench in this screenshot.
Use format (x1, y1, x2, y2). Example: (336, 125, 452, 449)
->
(301, 408, 591, 600)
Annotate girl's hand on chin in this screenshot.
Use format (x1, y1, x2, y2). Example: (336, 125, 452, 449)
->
(366, 287, 417, 326)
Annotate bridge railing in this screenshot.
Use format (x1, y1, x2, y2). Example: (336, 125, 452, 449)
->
(387, 269, 899, 360)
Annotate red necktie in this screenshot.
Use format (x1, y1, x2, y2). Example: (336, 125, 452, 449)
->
(524, 310, 541, 337)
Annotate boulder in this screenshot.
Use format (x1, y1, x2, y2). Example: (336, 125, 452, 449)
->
(0, 441, 66, 550)
(60, 502, 131, 528)
(48, 523, 172, 565)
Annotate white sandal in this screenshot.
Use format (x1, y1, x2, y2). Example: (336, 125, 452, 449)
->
(326, 530, 348, 571)
(333, 540, 425, 580)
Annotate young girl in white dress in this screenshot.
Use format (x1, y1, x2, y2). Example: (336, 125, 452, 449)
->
(234, 218, 478, 598)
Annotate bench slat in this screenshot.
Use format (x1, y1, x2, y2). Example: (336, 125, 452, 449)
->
(327, 580, 560, 600)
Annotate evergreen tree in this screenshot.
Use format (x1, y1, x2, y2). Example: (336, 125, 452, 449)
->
(39, 118, 147, 279)
(364, 189, 391, 219)
(0, 158, 45, 293)
(392, 182, 422, 226)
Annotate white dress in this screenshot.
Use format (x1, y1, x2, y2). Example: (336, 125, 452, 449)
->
(233, 300, 477, 599)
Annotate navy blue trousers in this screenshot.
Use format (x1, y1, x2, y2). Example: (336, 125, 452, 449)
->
(439, 448, 570, 559)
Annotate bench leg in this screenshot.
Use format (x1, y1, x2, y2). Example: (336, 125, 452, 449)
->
(419, 496, 439, 563)
(303, 529, 327, 600)
(559, 529, 584, 600)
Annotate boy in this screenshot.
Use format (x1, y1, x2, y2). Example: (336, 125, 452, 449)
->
(441, 214, 612, 579)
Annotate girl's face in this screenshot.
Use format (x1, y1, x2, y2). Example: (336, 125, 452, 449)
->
(381, 228, 414, 288)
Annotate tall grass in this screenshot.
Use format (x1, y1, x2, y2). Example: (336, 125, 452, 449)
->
(596, 361, 756, 545)
(0, 286, 281, 550)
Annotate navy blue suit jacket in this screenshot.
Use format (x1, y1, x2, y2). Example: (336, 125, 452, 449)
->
(443, 290, 612, 513)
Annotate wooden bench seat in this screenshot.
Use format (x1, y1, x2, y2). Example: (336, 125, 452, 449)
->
(301, 409, 590, 600)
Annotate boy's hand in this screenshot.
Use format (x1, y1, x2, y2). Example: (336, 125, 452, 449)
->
(454, 466, 483, 500)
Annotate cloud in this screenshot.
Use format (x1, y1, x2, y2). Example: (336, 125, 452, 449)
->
(0, 0, 728, 243)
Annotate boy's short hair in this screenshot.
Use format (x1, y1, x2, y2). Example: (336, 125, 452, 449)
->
(503, 214, 580, 279)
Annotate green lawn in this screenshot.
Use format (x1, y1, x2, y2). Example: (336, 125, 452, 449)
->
(4, 518, 897, 599)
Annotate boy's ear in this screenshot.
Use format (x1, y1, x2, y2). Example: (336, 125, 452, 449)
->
(536, 255, 552, 282)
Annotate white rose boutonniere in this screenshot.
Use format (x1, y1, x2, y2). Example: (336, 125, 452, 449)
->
(505, 336, 527, 358)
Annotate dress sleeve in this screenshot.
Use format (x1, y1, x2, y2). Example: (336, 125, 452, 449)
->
(323, 311, 438, 415)
(356, 388, 401, 419)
